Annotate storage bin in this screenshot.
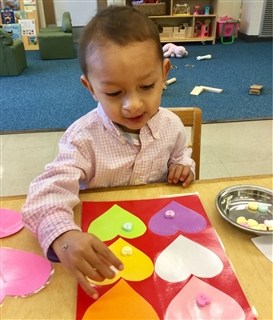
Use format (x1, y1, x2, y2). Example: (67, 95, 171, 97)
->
(133, 3, 166, 16)
(217, 17, 239, 37)
(217, 16, 240, 44)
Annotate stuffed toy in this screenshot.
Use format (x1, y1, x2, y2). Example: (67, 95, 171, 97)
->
(162, 43, 188, 58)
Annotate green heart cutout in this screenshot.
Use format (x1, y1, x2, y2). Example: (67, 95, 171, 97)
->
(87, 204, 146, 241)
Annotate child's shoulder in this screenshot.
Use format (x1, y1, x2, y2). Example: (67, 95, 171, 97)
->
(158, 107, 183, 125)
(65, 108, 101, 137)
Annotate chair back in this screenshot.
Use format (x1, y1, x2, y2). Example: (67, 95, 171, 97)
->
(167, 107, 202, 180)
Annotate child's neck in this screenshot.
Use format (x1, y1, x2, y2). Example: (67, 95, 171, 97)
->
(114, 123, 140, 134)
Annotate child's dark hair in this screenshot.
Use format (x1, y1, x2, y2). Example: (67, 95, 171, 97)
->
(78, 5, 163, 77)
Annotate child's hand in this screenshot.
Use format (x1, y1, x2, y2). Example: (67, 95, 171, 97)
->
(168, 164, 194, 187)
(52, 230, 124, 299)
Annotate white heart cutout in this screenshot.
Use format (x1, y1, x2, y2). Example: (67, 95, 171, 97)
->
(155, 235, 223, 282)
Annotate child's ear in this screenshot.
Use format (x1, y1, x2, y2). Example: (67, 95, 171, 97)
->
(80, 75, 98, 101)
(162, 58, 171, 86)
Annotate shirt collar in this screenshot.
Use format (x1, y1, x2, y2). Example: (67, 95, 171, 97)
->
(142, 108, 161, 140)
(96, 103, 161, 140)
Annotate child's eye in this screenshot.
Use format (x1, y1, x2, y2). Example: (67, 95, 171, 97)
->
(105, 91, 121, 97)
(141, 84, 155, 90)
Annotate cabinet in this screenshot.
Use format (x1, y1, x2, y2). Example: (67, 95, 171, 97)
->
(148, 0, 218, 44)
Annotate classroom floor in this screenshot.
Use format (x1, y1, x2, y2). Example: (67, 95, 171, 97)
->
(1, 120, 272, 197)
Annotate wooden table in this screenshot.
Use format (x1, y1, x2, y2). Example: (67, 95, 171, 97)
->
(1, 175, 272, 319)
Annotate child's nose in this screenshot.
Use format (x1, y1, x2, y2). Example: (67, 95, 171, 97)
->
(122, 94, 142, 114)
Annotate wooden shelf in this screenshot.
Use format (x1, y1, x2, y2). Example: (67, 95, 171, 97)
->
(149, 0, 218, 44)
(160, 36, 215, 43)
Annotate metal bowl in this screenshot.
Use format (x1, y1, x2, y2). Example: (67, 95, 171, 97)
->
(215, 185, 273, 235)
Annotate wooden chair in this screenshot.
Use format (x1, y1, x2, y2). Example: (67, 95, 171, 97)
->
(167, 107, 202, 180)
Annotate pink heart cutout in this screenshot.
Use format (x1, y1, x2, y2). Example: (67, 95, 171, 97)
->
(0, 247, 53, 304)
(165, 276, 246, 319)
(0, 208, 24, 238)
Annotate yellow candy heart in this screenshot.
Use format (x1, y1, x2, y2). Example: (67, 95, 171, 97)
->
(247, 219, 258, 227)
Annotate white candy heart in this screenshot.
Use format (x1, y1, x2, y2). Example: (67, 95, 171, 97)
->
(155, 235, 223, 282)
(264, 219, 273, 227)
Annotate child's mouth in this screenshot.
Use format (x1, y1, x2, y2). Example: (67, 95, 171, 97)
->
(126, 114, 144, 123)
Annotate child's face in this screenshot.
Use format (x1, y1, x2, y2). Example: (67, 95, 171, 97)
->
(81, 40, 170, 133)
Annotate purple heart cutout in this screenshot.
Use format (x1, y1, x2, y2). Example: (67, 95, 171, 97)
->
(148, 201, 207, 235)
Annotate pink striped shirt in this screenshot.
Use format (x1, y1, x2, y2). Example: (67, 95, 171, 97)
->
(22, 104, 195, 260)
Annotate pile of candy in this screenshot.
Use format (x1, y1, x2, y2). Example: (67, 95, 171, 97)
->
(236, 202, 273, 231)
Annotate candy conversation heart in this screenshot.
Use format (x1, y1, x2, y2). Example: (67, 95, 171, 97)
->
(165, 276, 245, 319)
(155, 235, 223, 282)
(0, 208, 24, 238)
(0, 247, 53, 304)
(89, 238, 154, 285)
(88, 204, 146, 241)
(148, 201, 207, 235)
(82, 279, 159, 319)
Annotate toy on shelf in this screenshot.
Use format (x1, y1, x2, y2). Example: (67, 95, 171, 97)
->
(194, 19, 211, 38)
(194, 5, 200, 15)
(204, 5, 210, 15)
(173, 3, 190, 15)
(201, 19, 211, 37)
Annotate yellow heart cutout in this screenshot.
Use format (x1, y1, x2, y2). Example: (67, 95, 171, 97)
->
(90, 238, 154, 285)
(82, 279, 159, 319)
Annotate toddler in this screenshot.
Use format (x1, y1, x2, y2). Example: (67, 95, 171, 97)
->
(22, 5, 195, 299)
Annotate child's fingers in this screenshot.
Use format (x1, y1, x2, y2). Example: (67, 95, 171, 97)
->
(76, 271, 100, 300)
(90, 235, 124, 276)
(168, 164, 183, 183)
(181, 169, 194, 187)
(179, 166, 190, 182)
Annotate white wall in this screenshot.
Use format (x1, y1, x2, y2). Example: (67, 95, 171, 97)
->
(240, 0, 265, 35)
(217, 0, 241, 20)
(53, 0, 98, 27)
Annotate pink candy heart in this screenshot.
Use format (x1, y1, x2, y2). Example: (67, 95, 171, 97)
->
(196, 293, 211, 307)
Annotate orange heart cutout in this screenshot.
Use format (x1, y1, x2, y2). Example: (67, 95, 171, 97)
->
(90, 238, 154, 285)
(82, 279, 159, 319)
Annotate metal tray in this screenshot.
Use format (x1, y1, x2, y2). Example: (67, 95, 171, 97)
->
(215, 185, 273, 235)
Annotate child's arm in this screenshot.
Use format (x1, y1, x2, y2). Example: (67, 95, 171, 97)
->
(22, 129, 123, 298)
(167, 114, 196, 186)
